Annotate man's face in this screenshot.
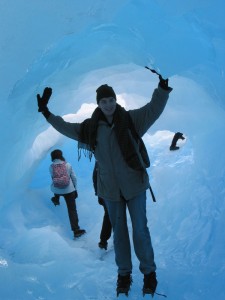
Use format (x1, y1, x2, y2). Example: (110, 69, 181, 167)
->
(98, 97, 116, 117)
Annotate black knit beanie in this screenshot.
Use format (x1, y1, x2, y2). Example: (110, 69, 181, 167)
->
(96, 84, 116, 103)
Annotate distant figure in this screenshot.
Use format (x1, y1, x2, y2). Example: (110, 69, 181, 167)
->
(50, 149, 86, 239)
(170, 132, 185, 151)
(93, 161, 112, 250)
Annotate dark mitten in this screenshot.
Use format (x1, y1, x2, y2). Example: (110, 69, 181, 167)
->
(98, 197, 104, 206)
(51, 196, 60, 206)
(158, 75, 173, 91)
(170, 132, 185, 151)
(74, 190, 78, 199)
(37, 87, 52, 112)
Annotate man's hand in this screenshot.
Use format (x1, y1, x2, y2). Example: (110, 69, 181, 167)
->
(159, 75, 172, 91)
(144, 66, 172, 91)
(37, 87, 52, 112)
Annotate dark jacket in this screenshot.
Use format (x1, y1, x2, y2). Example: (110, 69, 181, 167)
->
(47, 86, 171, 201)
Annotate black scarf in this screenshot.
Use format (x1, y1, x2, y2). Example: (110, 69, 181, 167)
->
(78, 104, 150, 171)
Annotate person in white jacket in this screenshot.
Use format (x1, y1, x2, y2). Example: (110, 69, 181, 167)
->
(50, 149, 86, 238)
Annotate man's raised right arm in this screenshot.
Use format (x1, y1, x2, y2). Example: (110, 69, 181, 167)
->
(37, 87, 80, 141)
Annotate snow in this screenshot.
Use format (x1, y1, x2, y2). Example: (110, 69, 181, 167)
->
(0, 1, 225, 299)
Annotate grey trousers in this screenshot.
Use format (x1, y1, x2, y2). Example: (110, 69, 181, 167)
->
(104, 191, 156, 276)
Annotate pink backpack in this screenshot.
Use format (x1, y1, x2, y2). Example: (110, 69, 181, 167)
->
(52, 162, 70, 188)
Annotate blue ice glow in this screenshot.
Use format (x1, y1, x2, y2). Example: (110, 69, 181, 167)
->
(0, 1, 225, 299)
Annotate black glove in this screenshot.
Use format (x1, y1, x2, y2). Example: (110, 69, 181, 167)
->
(144, 67, 173, 92)
(51, 196, 60, 206)
(37, 87, 52, 112)
(158, 75, 173, 91)
(74, 190, 78, 199)
(98, 197, 104, 206)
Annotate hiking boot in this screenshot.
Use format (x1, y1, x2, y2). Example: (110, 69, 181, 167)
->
(98, 240, 108, 250)
(73, 229, 86, 238)
(116, 273, 132, 296)
(142, 272, 158, 296)
(170, 145, 179, 151)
